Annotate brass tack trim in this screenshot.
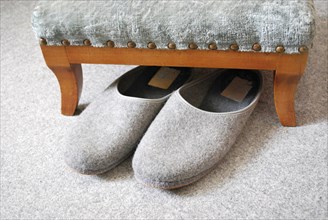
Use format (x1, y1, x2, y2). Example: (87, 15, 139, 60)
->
(83, 39, 91, 46)
(229, 43, 239, 51)
(106, 40, 115, 48)
(275, 45, 285, 53)
(127, 41, 136, 48)
(147, 42, 156, 49)
(188, 42, 198, 50)
(39, 38, 47, 46)
(252, 43, 261, 51)
(167, 42, 176, 49)
(61, 39, 70, 46)
(208, 42, 217, 50)
(298, 45, 308, 53)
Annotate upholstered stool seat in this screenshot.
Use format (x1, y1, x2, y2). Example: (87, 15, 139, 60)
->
(32, 0, 316, 126)
(32, 0, 315, 53)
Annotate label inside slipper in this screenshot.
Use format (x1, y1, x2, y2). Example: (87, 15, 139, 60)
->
(221, 76, 253, 102)
(148, 67, 180, 89)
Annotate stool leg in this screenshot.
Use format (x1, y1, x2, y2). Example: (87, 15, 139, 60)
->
(41, 46, 83, 116)
(273, 70, 302, 127)
(49, 64, 83, 115)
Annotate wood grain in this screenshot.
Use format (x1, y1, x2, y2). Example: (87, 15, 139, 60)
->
(64, 46, 306, 70)
(41, 46, 83, 116)
(274, 52, 308, 126)
(40, 46, 308, 126)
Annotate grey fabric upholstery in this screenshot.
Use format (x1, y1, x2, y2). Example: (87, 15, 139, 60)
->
(32, 0, 316, 54)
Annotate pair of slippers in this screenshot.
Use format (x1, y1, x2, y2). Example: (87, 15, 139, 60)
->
(65, 66, 263, 189)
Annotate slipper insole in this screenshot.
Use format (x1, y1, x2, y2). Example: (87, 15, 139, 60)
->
(199, 70, 260, 113)
(124, 67, 190, 99)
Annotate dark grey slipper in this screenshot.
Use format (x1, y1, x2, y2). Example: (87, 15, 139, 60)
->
(132, 69, 263, 189)
(65, 66, 191, 174)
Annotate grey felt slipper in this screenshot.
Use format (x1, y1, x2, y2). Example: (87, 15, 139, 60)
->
(132, 69, 263, 189)
(65, 66, 191, 175)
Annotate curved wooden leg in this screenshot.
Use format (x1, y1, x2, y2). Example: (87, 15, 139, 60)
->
(49, 64, 83, 115)
(273, 53, 308, 127)
(41, 46, 83, 116)
(274, 71, 301, 127)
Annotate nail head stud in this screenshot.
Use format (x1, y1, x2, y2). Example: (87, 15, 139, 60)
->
(39, 38, 47, 46)
(106, 40, 115, 48)
(61, 39, 70, 46)
(208, 42, 217, 50)
(275, 45, 285, 53)
(127, 41, 136, 48)
(229, 43, 239, 51)
(252, 43, 261, 51)
(188, 42, 198, 50)
(83, 39, 91, 46)
(298, 46, 308, 53)
(168, 42, 176, 49)
(147, 42, 156, 49)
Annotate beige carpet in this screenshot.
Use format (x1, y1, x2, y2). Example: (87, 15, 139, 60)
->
(1, 1, 327, 219)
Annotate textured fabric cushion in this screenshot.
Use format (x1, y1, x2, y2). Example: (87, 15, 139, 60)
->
(32, 0, 316, 53)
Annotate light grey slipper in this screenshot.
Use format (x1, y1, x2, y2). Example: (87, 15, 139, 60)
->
(132, 69, 263, 189)
(65, 66, 191, 175)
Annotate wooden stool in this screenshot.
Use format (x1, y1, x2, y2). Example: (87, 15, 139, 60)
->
(32, 0, 316, 126)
